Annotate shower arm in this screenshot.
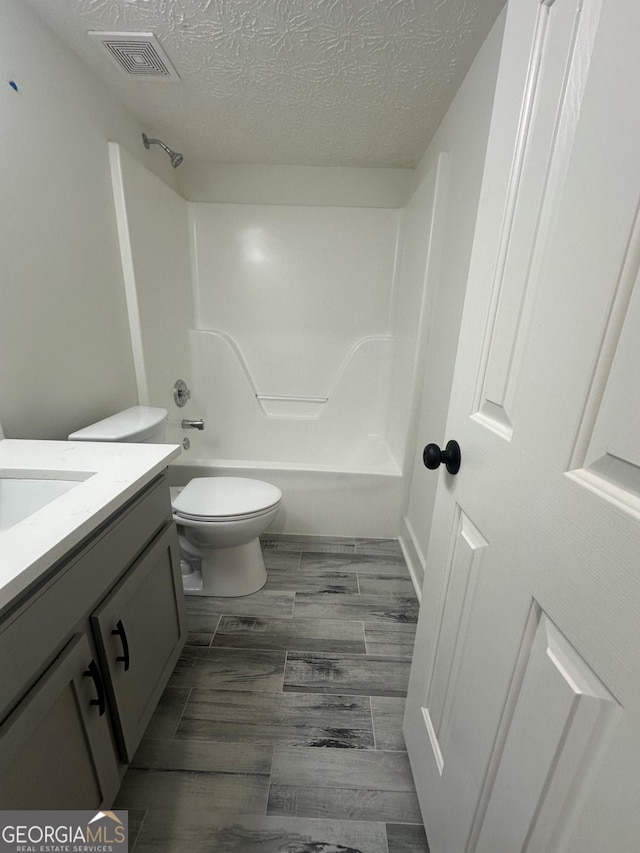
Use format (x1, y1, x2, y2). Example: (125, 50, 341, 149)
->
(142, 133, 183, 168)
(142, 134, 171, 156)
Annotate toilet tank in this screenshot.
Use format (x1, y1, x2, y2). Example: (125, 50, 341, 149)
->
(68, 406, 168, 444)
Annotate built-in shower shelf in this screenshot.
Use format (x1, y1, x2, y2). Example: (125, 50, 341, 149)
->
(255, 394, 328, 419)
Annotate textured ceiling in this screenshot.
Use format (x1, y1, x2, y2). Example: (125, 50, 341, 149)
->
(26, 0, 505, 168)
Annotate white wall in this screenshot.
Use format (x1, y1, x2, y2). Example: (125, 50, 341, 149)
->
(401, 9, 507, 589)
(0, 0, 177, 440)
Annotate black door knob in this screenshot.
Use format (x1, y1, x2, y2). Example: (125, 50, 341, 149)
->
(423, 440, 461, 475)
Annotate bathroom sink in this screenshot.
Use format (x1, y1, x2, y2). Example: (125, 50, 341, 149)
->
(0, 474, 88, 532)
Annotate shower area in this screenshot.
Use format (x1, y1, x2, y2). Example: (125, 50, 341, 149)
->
(109, 143, 441, 537)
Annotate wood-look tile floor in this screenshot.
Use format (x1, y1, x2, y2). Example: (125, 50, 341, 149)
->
(116, 535, 430, 853)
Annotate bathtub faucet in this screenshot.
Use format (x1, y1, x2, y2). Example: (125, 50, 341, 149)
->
(181, 419, 205, 430)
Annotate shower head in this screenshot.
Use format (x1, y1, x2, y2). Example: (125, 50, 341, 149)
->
(142, 132, 183, 168)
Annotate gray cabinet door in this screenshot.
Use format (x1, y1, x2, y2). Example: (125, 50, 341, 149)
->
(0, 633, 121, 808)
(91, 524, 186, 761)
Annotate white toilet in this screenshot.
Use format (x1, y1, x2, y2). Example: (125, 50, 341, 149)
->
(69, 406, 282, 597)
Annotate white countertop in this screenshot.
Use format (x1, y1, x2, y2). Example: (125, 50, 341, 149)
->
(0, 439, 181, 612)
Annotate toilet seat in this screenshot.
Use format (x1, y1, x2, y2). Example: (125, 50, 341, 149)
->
(173, 504, 279, 524)
(172, 477, 282, 522)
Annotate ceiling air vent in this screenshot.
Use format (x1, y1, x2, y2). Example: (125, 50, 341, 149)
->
(88, 32, 180, 81)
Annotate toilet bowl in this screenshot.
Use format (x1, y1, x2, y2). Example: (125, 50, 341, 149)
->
(173, 477, 282, 597)
(68, 407, 282, 597)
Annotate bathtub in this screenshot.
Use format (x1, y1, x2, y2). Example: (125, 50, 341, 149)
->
(168, 437, 404, 538)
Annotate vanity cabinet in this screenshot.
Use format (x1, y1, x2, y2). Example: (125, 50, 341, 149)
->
(0, 633, 121, 808)
(0, 473, 186, 808)
(92, 525, 184, 761)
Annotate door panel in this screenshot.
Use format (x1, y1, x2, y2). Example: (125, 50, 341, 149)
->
(569, 250, 640, 510)
(405, 0, 640, 850)
(424, 510, 488, 774)
(474, 613, 619, 853)
(473, 0, 585, 441)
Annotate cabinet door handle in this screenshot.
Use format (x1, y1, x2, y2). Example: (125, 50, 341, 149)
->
(111, 619, 130, 671)
(83, 660, 106, 716)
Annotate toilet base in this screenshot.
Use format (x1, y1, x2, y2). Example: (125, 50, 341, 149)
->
(181, 537, 267, 597)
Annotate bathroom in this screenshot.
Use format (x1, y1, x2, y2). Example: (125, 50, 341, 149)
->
(0, 0, 506, 836)
(0, 0, 507, 596)
(4, 0, 639, 850)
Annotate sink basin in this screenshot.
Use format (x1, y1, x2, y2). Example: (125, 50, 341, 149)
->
(0, 475, 89, 532)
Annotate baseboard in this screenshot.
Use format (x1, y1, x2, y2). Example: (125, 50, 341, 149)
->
(399, 516, 426, 602)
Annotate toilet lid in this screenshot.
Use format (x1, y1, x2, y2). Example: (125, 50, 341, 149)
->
(172, 477, 282, 519)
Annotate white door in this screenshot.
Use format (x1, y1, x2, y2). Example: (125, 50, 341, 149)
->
(404, 0, 640, 851)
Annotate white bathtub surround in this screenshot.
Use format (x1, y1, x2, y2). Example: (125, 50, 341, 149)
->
(191, 203, 400, 400)
(110, 157, 408, 536)
(188, 330, 395, 467)
(186, 202, 403, 536)
(0, 440, 180, 610)
(385, 155, 449, 477)
(109, 144, 195, 413)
